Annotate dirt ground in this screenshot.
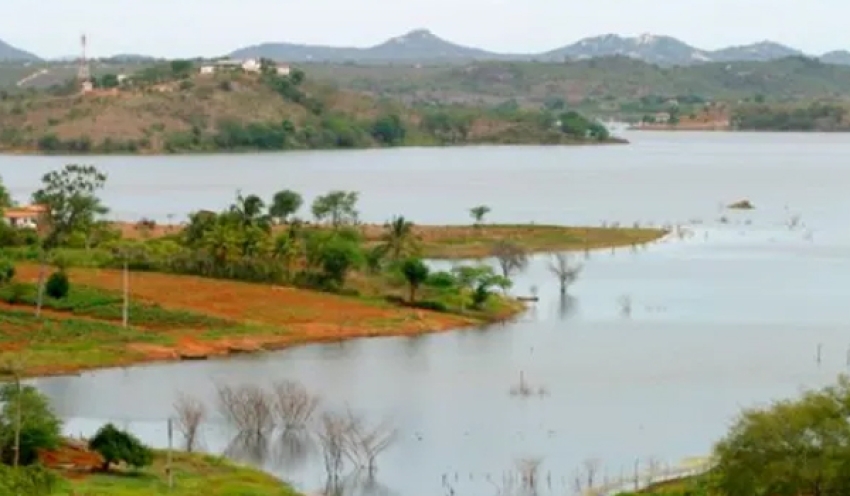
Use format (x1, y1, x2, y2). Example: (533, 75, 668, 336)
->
(12, 264, 477, 372)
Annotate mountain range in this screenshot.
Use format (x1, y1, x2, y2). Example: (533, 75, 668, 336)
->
(228, 30, 850, 67)
(4, 30, 850, 67)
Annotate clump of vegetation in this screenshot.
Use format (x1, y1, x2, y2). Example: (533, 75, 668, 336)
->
(727, 199, 754, 210)
(0, 382, 62, 465)
(44, 270, 69, 299)
(88, 423, 153, 472)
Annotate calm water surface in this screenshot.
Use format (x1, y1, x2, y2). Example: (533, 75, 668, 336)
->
(4, 131, 850, 495)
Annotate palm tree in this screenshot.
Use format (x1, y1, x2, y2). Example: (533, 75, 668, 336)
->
(230, 191, 270, 230)
(378, 216, 420, 260)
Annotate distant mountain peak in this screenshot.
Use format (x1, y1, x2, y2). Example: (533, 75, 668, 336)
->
(385, 28, 441, 45)
(227, 30, 850, 67)
(636, 33, 657, 45)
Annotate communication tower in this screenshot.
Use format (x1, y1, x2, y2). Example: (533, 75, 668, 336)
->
(78, 34, 92, 92)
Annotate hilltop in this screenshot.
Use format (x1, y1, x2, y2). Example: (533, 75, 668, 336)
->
(0, 60, 617, 154)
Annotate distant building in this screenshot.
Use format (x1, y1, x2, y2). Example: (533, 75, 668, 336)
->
(81, 80, 94, 93)
(241, 59, 261, 73)
(276, 64, 291, 76)
(3, 204, 47, 229)
(199, 65, 216, 75)
(654, 112, 671, 124)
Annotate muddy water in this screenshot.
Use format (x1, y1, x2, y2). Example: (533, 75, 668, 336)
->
(9, 131, 850, 495)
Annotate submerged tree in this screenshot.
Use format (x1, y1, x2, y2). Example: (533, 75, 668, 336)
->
(491, 240, 529, 280)
(548, 252, 581, 295)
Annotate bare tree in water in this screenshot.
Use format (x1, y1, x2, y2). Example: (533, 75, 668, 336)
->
(173, 393, 206, 452)
(491, 240, 529, 282)
(548, 252, 582, 295)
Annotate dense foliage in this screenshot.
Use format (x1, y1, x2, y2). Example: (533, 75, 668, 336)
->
(89, 423, 153, 471)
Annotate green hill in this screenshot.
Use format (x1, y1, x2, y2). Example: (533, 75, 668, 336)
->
(302, 56, 850, 108)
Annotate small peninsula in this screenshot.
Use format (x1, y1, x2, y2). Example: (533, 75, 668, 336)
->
(0, 59, 621, 155)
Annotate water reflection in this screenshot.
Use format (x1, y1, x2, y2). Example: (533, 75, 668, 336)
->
(556, 294, 578, 321)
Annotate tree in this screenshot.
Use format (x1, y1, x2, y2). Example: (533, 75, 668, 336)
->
(469, 205, 490, 226)
(452, 265, 511, 310)
(290, 68, 305, 85)
(31, 164, 108, 317)
(401, 258, 429, 303)
(311, 191, 359, 227)
(378, 216, 419, 260)
(89, 423, 153, 472)
(491, 240, 529, 280)
(371, 114, 406, 146)
(549, 253, 581, 295)
(230, 190, 269, 230)
(559, 111, 590, 138)
(0, 383, 62, 466)
(714, 376, 850, 496)
(316, 235, 363, 289)
(98, 74, 120, 89)
(269, 189, 303, 224)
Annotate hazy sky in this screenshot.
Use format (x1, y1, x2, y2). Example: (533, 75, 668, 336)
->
(2, 0, 848, 58)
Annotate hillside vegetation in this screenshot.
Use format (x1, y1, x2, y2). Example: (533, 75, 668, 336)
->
(303, 56, 850, 109)
(0, 60, 617, 154)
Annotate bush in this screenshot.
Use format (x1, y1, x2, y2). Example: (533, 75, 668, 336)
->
(45, 271, 69, 299)
(0, 384, 62, 466)
(0, 464, 59, 496)
(2, 282, 29, 304)
(89, 423, 153, 471)
(0, 258, 14, 284)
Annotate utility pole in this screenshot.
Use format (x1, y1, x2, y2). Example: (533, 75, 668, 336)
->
(122, 257, 129, 328)
(167, 417, 174, 490)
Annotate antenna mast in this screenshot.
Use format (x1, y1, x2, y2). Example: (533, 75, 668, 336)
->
(78, 33, 92, 93)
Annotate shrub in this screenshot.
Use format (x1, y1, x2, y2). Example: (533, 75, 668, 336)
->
(45, 271, 70, 299)
(2, 282, 30, 304)
(0, 384, 62, 466)
(89, 423, 153, 471)
(0, 464, 59, 496)
(0, 258, 14, 284)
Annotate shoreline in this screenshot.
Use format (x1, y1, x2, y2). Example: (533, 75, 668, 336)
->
(5, 225, 668, 379)
(0, 138, 629, 157)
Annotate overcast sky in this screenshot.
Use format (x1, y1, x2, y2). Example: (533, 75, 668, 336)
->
(2, 0, 847, 58)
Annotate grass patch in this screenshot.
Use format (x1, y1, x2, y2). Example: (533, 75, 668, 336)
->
(0, 282, 235, 330)
(55, 451, 300, 496)
(366, 224, 667, 259)
(0, 308, 176, 375)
